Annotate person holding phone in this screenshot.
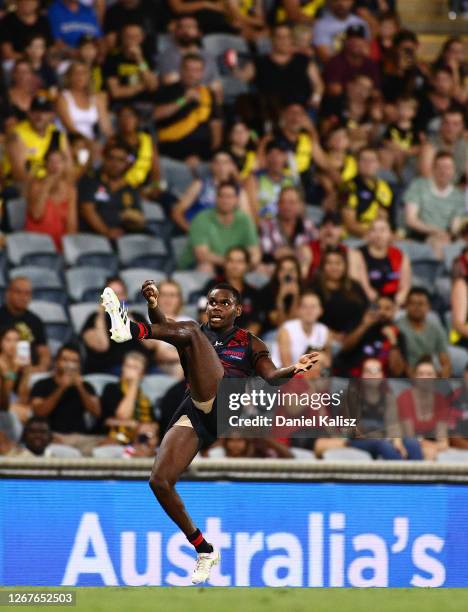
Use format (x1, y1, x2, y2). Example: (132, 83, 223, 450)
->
(0, 327, 32, 419)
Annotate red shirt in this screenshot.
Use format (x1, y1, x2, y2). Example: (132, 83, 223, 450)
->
(397, 389, 449, 434)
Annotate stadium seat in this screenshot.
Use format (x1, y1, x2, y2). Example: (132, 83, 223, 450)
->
(394, 240, 436, 261)
(245, 271, 270, 289)
(203, 33, 249, 58)
(69, 302, 97, 335)
(6, 232, 59, 269)
(343, 238, 365, 249)
(172, 270, 212, 303)
(65, 266, 108, 303)
(435, 276, 451, 309)
(448, 345, 468, 377)
(28, 300, 71, 342)
(170, 236, 189, 263)
(220, 76, 249, 104)
(6, 197, 27, 232)
(443, 240, 465, 273)
(411, 260, 443, 284)
(9, 266, 65, 304)
(388, 379, 411, 397)
(83, 373, 119, 396)
(0, 267, 6, 303)
(120, 268, 167, 302)
(92, 445, 126, 458)
(290, 447, 318, 460)
(141, 374, 178, 403)
(322, 448, 373, 462)
(437, 449, 468, 463)
(142, 200, 172, 240)
(0, 411, 23, 442)
(47, 339, 62, 358)
(160, 157, 193, 197)
(180, 304, 198, 321)
(29, 371, 52, 390)
(62, 233, 117, 272)
(305, 205, 324, 226)
(126, 303, 150, 320)
(45, 444, 83, 458)
(117, 235, 169, 271)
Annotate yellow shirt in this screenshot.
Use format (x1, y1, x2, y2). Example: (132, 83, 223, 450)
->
(124, 132, 154, 188)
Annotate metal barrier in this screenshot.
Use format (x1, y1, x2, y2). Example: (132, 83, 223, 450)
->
(2, 457, 468, 482)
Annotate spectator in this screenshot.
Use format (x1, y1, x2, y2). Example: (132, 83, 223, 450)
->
(104, 23, 157, 107)
(171, 150, 248, 233)
(4, 94, 70, 187)
(381, 29, 427, 104)
(275, 290, 331, 368)
(48, 0, 102, 51)
(448, 365, 468, 450)
(382, 96, 420, 178)
(69, 133, 93, 180)
(79, 140, 145, 238)
(301, 210, 363, 282)
(21, 416, 53, 456)
(404, 151, 464, 259)
(274, 0, 325, 24)
(77, 34, 103, 93)
(313, 0, 369, 63)
(209, 436, 293, 458)
(419, 110, 466, 183)
(24, 34, 58, 97)
(151, 280, 192, 377)
(245, 141, 297, 221)
(397, 356, 450, 460)
(397, 287, 451, 376)
(178, 180, 260, 272)
(319, 126, 357, 208)
(0, 326, 31, 417)
(334, 294, 407, 377)
(158, 15, 219, 87)
(103, 0, 159, 58)
(82, 276, 155, 374)
(0, 0, 53, 61)
(4, 60, 39, 125)
(310, 246, 368, 341)
(225, 0, 266, 40)
(416, 67, 465, 135)
(25, 148, 77, 251)
(252, 23, 324, 116)
(56, 61, 112, 140)
(257, 255, 303, 334)
(226, 120, 258, 179)
(30, 343, 101, 455)
(99, 351, 155, 444)
(203, 246, 262, 334)
(0, 431, 34, 457)
(347, 357, 422, 459)
(167, 0, 234, 35)
(433, 37, 467, 105)
(451, 246, 468, 349)
(323, 24, 380, 97)
(341, 146, 394, 238)
(153, 53, 222, 165)
(123, 421, 159, 457)
(359, 218, 411, 306)
(369, 11, 400, 65)
(259, 185, 316, 266)
(0, 277, 50, 372)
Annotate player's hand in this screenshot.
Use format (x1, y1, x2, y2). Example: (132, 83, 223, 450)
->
(293, 352, 319, 374)
(141, 280, 159, 309)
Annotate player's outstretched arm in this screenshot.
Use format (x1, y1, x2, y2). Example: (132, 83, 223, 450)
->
(141, 280, 167, 325)
(251, 336, 319, 386)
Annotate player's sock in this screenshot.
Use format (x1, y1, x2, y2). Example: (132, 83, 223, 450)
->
(129, 320, 153, 340)
(188, 529, 213, 554)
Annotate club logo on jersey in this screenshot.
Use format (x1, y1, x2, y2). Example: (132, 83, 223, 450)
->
(214, 341, 223, 347)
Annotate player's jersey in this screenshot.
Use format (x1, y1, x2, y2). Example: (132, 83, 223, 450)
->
(200, 323, 257, 378)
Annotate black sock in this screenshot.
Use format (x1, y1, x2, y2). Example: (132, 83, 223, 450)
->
(188, 528, 213, 554)
(129, 320, 153, 340)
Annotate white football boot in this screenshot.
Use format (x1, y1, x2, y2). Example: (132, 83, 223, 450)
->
(101, 287, 131, 343)
(191, 549, 220, 585)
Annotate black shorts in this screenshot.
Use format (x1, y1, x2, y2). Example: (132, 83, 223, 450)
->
(166, 393, 219, 450)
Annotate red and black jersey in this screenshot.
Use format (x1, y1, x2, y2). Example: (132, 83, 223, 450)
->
(360, 244, 403, 297)
(200, 323, 257, 378)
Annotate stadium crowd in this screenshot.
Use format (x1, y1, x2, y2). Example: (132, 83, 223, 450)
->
(0, 0, 466, 462)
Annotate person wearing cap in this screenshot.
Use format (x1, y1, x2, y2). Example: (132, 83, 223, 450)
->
(323, 24, 380, 97)
(245, 140, 297, 222)
(313, 0, 369, 63)
(4, 94, 70, 186)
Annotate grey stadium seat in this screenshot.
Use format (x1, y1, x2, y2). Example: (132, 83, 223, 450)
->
(203, 33, 249, 57)
(245, 270, 270, 289)
(170, 236, 189, 262)
(305, 205, 324, 226)
(6, 197, 27, 231)
(437, 449, 468, 463)
(69, 302, 98, 334)
(394, 239, 436, 261)
(0, 411, 23, 442)
(443, 240, 465, 273)
(159, 157, 193, 197)
(45, 444, 82, 458)
(117, 235, 168, 271)
(92, 445, 126, 458)
(62, 233, 117, 272)
(28, 300, 71, 342)
(10, 266, 64, 304)
(323, 448, 373, 462)
(172, 270, 213, 303)
(83, 373, 119, 396)
(220, 76, 249, 104)
(142, 200, 165, 222)
(448, 345, 468, 377)
(120, 268, 167, 302)
(141, 374, 178, 403)
(65, 266, 108, 302)
(6, 232, 59, 269)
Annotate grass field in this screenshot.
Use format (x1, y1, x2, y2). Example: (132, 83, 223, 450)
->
(1, 587, 468, 612)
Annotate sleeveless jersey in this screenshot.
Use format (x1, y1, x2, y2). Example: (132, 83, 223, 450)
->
(360, 244, 403, 297)
(200, 323, 257, 378)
